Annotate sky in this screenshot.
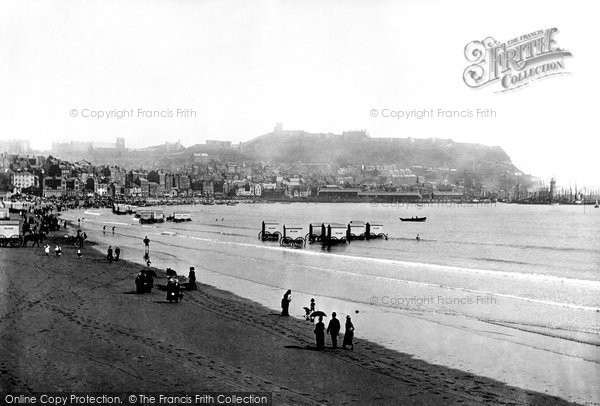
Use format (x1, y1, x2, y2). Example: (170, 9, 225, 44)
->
(1, 0, 599, 188)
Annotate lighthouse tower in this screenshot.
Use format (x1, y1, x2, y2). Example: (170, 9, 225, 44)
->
(549, 178, 556, 203)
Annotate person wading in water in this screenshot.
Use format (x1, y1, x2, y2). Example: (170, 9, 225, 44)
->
(143, 236, 150, 258)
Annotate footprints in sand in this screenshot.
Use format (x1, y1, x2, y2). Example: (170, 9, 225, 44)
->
(0, 362, 9, 380)
(25, 301, 314, 404)
(0, 361, 34, 392)
(179, 290, 545, 405)
(0, 254, 563, 405)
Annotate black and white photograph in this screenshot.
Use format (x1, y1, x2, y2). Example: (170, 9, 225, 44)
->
(0, 1, 598, 405)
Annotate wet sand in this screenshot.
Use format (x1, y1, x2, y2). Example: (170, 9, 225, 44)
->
(0, 231, 577, 405)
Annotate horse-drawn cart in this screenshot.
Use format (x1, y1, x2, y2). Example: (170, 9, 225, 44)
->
(0, 220, 23, 248)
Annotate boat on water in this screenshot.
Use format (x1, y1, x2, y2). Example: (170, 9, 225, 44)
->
(400, 216, 426, 222)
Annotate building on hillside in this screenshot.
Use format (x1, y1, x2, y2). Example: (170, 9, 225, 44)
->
(193, 153, 210, 164)
(65, 178, 81, 197)
(227, 163, 239, 174)
(96, 183, 109, 196)
(214, 180, 228, 196)
(178, 175, 191, 192)
(10, 171, 35, 191)
(106, 183, 119, 197)
(206, 140, 232, 149)
(52, 138, 125, 155)
(124, 186, 142, 197)
(126, 171, 143, 188)
(138, 178, 149, 197)
(148, 182, 160, 197)
(43, 177, 66, 197)
(286, 186, 311, 198)
(0, 140, 30, 154)
(202, 180, 214, 196)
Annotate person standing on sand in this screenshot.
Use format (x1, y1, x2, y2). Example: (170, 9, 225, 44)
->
(135, 271, 144, 294)
(281, 289, 291, 316)
(22, 221, 30, 235)
(314, 316, 325, 350)
(112, 226, 115, 234)
(343, 315, 355, 350)
(188, 267, 197, 290)
(143, 236, 150, 257)
(166, 277, 182, 302)
(114, 246, 120, 261)
(327, 312, 341, 349)
(103, 225, 106, 234)
(310, 298, 316, 322)
(107, 246, 113, 262)
(44, 244, 50, 256)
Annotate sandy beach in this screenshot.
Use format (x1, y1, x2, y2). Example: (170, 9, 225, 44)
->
(0, 224, 578, 405)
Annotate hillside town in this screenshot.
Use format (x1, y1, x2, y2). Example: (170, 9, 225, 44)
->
(0, 132, 595, 204)
(0, 151, 450, 202)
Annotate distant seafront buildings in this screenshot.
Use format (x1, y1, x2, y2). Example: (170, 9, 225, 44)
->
(0, 125, 596, 203)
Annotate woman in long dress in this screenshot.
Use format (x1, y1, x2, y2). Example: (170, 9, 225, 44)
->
(314, 316, 325, 350)
(188, 267, 197, 290)
(343, 315, 354, 350)
(281, 289, 291, 316)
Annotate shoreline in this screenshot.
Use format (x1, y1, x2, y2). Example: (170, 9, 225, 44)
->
(59, 207, 600, 404)
(0, 227, 578, 405)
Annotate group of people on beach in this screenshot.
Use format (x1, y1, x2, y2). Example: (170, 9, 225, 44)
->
(43, 243, 83, 259)
(106, 245, 121, 262)
(135, 269, 154, 293)
(103, 225, 116, 234)
(134, 263, 197, 304)
(314, 312, 354, 350)
(281, 290, 355, 350)
(20, 208, 61, 234)
(43, 244, 62, 256)
(74, 229, 87, 248)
